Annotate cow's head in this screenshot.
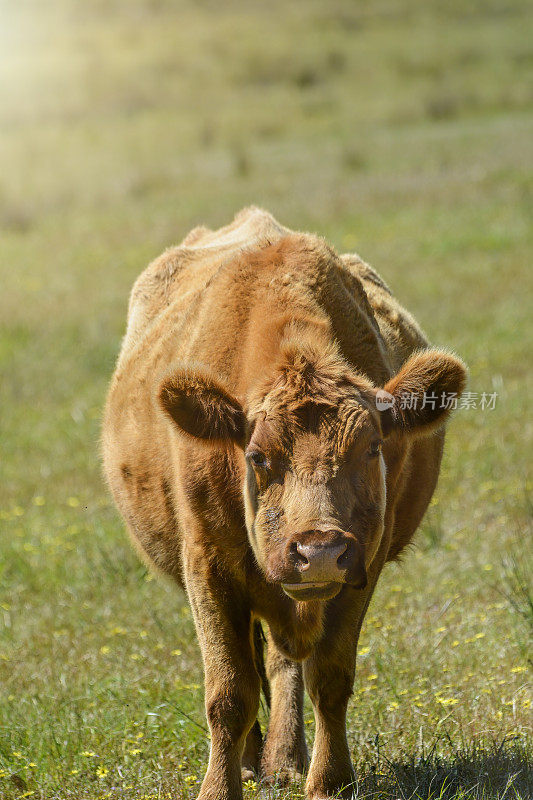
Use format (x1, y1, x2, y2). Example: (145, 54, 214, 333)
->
(159, 338, 466, 602)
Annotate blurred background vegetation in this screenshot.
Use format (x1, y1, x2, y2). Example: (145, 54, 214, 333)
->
(0, 0, 531, 798)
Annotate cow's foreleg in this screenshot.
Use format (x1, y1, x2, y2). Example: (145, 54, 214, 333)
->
(303, 587, 375, 800)
(261, 629, 309, 785)
(185, 568, 260, 800)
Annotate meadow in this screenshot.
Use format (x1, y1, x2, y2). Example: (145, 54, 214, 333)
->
(0, 0, 531, 797)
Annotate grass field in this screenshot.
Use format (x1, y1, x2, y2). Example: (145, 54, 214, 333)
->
(0, 0, 532, 798)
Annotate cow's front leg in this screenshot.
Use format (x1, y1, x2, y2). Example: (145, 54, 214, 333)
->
(185, 566, 260, 800)
(303, 587, 375, 800)
(261, 629, 309, 785)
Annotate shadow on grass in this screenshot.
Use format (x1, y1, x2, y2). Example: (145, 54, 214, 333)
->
(353, 738, 532, 800)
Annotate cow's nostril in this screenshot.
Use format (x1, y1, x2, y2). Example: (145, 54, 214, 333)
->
(292, 541, 310, 569)
(336, 541, 349, 567)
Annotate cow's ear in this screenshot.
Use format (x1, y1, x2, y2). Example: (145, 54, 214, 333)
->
(158, 367, 246, 446)
(377, 350, 467, 439)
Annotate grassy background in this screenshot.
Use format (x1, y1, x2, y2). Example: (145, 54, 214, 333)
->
(0, 0, 531, 798)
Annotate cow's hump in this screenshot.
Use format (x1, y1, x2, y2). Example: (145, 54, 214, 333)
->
(180, 206, 290, 252)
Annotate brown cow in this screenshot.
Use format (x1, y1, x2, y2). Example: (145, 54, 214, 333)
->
(102, 207, 466, 800)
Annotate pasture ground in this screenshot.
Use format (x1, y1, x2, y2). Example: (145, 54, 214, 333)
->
(0, 0, 531, 798)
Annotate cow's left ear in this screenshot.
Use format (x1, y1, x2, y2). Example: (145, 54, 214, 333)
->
(158, 366, 246, 446)
(377, 349, 467, 439)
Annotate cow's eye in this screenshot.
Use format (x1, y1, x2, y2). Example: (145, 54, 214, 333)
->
(248, 451, 268, 469)
(368, 440, 382, 457)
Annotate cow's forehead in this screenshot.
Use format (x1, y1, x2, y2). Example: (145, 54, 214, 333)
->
(249, 399, 376, 456)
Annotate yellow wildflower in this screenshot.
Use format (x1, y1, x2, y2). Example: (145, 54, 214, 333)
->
(436, 696, 459, 706)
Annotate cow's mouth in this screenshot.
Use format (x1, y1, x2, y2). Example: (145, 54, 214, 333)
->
(281, 581, 343, 601)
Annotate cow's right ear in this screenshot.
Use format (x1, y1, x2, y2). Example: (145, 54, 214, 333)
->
(158, 367, 246, 447)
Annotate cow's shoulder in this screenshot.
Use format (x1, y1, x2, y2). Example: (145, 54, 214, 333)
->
(341, 252, 429, 370)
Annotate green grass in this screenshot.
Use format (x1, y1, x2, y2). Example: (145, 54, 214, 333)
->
(0, 0, 531, 798)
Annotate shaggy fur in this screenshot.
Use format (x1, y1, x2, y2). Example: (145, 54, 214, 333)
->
(102, 207, 466, 800)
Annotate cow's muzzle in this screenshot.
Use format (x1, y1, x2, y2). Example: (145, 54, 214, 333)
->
(281, 530, 367, 601)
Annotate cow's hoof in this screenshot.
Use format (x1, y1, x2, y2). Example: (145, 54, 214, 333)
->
(306, 776, 356, 799)
(263, 766, 304, 787)
(261, 741, 309, 788)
